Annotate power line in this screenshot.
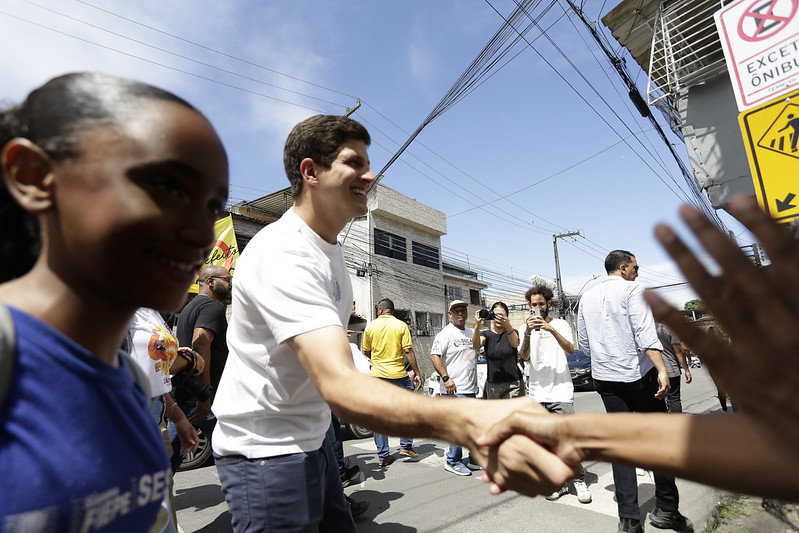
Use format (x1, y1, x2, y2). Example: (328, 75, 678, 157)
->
(72, 0, 360, 101)
(485, 0, 698, 208)
(559, 0, 729, 233)
(20, 0, 349, 109)
(0, 10, 329, 114)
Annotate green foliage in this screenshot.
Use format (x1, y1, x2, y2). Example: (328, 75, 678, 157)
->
(684, 299, 704, 310)
(684, 299, 707, 318)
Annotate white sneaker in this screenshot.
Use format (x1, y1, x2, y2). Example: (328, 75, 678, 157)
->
(573, 480, 592, 503)
(545, 484, 568, 501)
(444, 462, 472, 476)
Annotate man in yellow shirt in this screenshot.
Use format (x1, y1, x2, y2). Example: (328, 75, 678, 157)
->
(363, 298, 422, 466)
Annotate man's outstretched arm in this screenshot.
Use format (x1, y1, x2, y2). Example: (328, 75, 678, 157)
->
(287, 325, 576, 495)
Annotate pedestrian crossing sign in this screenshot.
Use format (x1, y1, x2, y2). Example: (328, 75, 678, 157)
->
(739, 88, 799, 223)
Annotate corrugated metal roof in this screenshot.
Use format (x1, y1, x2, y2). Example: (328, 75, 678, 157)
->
(602, 0, 661, 73)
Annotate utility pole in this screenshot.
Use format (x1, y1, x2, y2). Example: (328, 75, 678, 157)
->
(553, 231, 580, 318)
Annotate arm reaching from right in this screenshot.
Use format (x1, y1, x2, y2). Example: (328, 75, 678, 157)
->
(646, 197, 799, 443)
(478, 406, 798, 500)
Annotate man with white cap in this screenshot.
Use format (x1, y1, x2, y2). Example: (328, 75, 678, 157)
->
(429, 300, 481, 476)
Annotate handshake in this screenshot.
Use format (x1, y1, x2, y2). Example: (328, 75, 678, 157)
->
(462, 197, 799, 502)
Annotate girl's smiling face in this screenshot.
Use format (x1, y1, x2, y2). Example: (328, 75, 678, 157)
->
(48, 99, 229, 312)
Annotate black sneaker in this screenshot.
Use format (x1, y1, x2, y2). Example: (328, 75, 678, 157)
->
(617, 518, 644, 533)
(340, 464, 360, 485)
(345, 496, 369, 519)
(649, 507, 693, 532)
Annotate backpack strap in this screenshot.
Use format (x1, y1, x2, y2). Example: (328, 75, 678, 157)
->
(0, 301, 16, 411)
(119, 350, 152, 400)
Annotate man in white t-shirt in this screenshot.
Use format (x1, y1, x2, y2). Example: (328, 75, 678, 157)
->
(518, 285, 591, 504)
(211, 115, 572, 532)
(430, 300, 480, 476)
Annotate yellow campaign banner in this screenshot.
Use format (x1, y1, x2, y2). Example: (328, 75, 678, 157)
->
(187, 215, 239, 293)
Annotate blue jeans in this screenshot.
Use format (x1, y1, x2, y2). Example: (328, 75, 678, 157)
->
(373, 376, 414, 460)
(326, 412, 345, 473)
(594, 368, 679, 520)
(440, 392, 476, 465)
(666, 375, 682, 413)
(147, 395, 178, 533)
(214, 437, 355, 533)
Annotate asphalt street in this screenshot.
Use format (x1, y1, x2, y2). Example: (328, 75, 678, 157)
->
(174, 365, 725, 532)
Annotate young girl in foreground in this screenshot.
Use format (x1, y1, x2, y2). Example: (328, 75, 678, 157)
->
(0, 72, 228, 532)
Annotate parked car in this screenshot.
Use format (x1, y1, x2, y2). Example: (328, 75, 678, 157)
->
(567, 349, 593, 390)
(342, 421, 373, 439)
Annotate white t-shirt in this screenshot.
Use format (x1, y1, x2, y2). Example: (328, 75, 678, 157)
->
(521, 318, 574, 403)
(212, 208, 353, 458)
(127, 307, 177, 398)
(430, 323, 477, 395)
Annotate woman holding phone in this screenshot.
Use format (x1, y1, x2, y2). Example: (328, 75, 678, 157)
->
(472, 301, 522, 399)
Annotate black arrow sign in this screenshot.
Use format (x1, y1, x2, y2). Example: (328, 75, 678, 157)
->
(776, 192, 796, 212)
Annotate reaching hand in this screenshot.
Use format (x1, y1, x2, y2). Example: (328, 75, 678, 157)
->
(175, 418, 199, 455)
(644, 197, 799, 451)
(654, 371, 670, 400)
(188, 398, 212, 425)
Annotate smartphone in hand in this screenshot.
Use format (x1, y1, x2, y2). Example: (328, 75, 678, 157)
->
(530, 307, 541, 330)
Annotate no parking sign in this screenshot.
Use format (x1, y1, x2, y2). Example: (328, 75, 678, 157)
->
(716, 0, 799, 110)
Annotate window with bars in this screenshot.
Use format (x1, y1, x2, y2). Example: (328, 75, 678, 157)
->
(412, 241, 439, 269)
(448, 286, 462, 301)
(374, 229, 406, 261)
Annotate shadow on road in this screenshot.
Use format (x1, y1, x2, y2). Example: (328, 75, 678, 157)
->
(175, 482, 226, 512)
(349, 489, 416, 532)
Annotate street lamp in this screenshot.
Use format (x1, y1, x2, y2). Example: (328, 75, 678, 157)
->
(568, 274, 601, 314)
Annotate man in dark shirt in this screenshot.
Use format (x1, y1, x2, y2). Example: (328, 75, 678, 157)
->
(171, 265, 230, 471)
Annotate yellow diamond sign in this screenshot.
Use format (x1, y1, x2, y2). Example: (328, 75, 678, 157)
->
(739, 89, 799, 223)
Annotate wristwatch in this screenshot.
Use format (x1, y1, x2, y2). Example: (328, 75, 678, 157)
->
(441, 375, 450, 382)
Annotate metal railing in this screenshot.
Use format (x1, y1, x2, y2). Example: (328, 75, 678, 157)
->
(647, 0, 730, 128)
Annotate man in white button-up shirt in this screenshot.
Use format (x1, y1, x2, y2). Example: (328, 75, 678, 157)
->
(578, 250, 692, 533)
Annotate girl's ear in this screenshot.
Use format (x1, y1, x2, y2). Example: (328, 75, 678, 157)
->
(1, 139, 55, 214)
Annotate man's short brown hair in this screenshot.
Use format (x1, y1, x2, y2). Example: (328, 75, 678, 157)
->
(283, 115, 371, 197)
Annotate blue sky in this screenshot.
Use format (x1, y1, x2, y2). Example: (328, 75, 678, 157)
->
(0, 0, 754, 307)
